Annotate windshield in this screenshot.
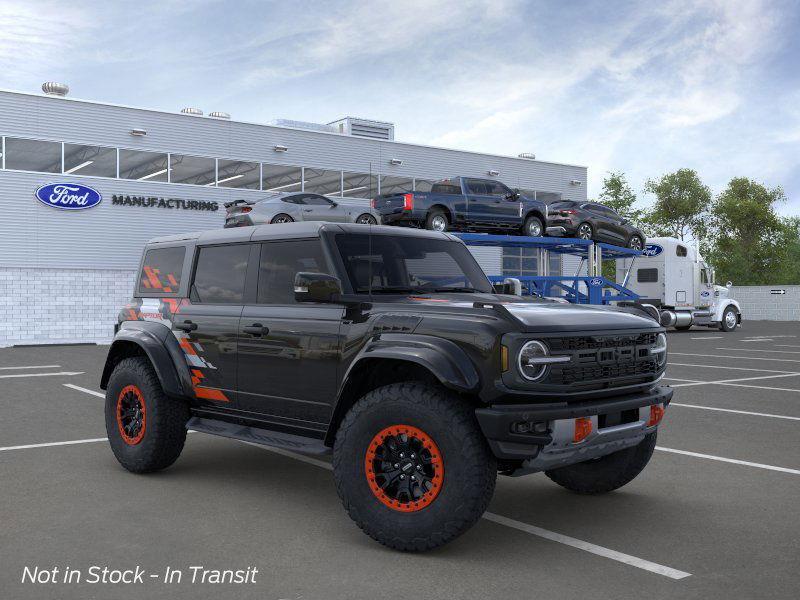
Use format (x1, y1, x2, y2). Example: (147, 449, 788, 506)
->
(334, 233, 493, 294)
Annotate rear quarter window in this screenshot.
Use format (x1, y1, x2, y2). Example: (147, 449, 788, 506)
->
(138, 247, 186, 295)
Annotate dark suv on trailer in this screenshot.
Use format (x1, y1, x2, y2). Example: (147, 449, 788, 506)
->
(102, 222, 672, 551)
(547, 200, 646, 249)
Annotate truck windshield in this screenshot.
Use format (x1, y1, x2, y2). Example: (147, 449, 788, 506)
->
(334, 233, 493, 294)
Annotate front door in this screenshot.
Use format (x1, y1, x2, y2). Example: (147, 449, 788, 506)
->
(298, 194, 348, 222)
(237, 239, 344, 428)
(465, 179, 517, 226)
(178, 243, 252, 407)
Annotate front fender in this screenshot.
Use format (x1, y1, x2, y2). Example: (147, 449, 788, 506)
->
(100, 321, 192, 399)
(713, 299, 741, 322)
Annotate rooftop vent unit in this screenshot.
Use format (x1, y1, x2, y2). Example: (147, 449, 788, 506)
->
(209, 111, 230, 119)
(518, 152, 536, 160)
(180, 107, 203, 116)
(269, 119, 337, 134)
(328, 117, 395, 141)
(42, 82, 69, 97)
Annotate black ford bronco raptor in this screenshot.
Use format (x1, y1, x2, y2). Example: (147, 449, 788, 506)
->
(102, 222, 672, 551)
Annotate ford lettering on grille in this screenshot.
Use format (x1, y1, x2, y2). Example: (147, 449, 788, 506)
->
(35, 183, 102, 210)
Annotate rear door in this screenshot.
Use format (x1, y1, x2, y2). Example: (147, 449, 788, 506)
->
(236, 239, 344, 427)
(177, 243, 253, 406)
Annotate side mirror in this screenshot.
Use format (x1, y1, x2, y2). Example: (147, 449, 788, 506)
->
(726, 281, 732, 288)
(294, 272, 343, 303)
(505, 191, 520, 201)
(329, 201, 338, 208)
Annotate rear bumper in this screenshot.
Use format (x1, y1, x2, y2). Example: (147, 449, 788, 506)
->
(475, 385, 673, 469)
(224, 215, 254, 228)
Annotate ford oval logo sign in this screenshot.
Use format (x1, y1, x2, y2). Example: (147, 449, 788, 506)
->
(642, 244, 663, 257)
(700, 290, 710, 297)
(35, 183, 102, 210)
(588, 277, 603, 287)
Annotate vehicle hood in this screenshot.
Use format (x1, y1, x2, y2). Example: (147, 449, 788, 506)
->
(389, 293, 660, 332)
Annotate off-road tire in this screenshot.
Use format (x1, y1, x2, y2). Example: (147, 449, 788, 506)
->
(270, 213, 294, 224)
(105, 357, 189, 473)
(333, 382, 497, 551)
(522, 215, 544, 237)
(425, 209, 449, 232)
(545, 432, 657, 494)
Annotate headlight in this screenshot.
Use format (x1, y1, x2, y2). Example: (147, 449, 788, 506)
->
(651, 332, 667, 366)
(517, 340, 569, 381)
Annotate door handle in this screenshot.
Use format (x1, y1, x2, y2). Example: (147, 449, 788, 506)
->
(175, 320, 197, 332)
(243, 323, 269, 336)
(303, 208, 313, 212)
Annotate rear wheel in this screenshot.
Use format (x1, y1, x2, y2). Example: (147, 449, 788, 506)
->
(425, 209, 449, 232)
(105, 357, 188, 473)
(355, 213, 377, 225)
(576, 222, 593, 240)
(270, 213, 294, 224)
(720, 306, 738, 332)
(545, 432, 657, 494)
(628, 235, 644, 251)
(522, 215, 544, 237)
(333, 382, 496, 551)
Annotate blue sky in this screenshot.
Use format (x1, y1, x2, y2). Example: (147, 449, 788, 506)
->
(2, 0, 799, 213)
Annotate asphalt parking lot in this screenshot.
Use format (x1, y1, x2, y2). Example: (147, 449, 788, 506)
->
(2, 321, 799, 600)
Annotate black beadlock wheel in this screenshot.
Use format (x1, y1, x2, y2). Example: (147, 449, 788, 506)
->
(333, 382, 496, 551)
(105, 357, 189, 473)
(545, 432, 657, 494)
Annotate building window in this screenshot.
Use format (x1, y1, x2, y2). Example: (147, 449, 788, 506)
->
(304, 168, 342, 196)
(262, 163, 302, 193)
(414, 179, 435, 192)
(341, 171, 378, 198)
(217, 159, 260, 189)
(63, 144, 117, 177)
(119, 149, 169, 182)
(170, 154, 216, 186)
(379, 175, 413, 195)
(4, 138, 61, 173)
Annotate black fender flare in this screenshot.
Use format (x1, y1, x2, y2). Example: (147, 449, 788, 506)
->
(324, 333, 480, 444)
(100, 322, 193, 399)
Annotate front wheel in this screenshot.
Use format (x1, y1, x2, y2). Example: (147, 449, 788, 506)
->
(576, 222, 593, 240)
(720, 306, 738, 332)
(522, 215, 544, 237)
(545, 432, 657, 494)
(105, 357, 189, 473)
(333, 382, 496, 551)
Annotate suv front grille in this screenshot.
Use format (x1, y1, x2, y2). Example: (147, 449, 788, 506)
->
(548, 333, 657, 352)
(550, 358, 660, 386)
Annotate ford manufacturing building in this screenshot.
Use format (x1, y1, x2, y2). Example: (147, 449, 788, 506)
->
(0, 85, 587, 346)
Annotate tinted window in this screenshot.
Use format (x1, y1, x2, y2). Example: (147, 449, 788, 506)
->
(302, 194, 334, 206)
(431, 180, 462, 194)
(139, 247, 186, 295)
(5, 138, 61, 173)
(484, 181, 512, 197)
(550, 201, 577, 210)
(170, 154, 216, 186)
(192, 245, 250, 304)
(119, 149, 168, 182)
(637, 268, 659, 283)
(217, 159, 260, 189)
(677, 245, 688, 257)
(465, 179, 489, 195)
(258, 240, 329, 304)
(334, 234, 492, 293)
(64, 144, 117, 177)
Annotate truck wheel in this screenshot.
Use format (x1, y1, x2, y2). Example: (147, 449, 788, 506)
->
(104, 357, 189, 473)
(720, 306, 738, 332)
(425, 209, 449, 232)
(333, 382, 497, 551)
(522, 215, 544, 237)
(545, 432, 657, 494)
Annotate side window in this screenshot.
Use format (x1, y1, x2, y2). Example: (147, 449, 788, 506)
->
(485, 181, 512, 197)
(676, 245, 688, 257)
(430, 181, 461, 194)
(465, 179, 488, 195)
(637, 268, 659, 283)
(257, 240, 329, 304)
(282, 195, 304, 204)
(303, 194, 334, 206)
(138, 247, 185, 295)
(701, 269, 710, 284)
(192, 245, 250, 304)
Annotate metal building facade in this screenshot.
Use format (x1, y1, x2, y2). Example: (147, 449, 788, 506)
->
(0, 89, 587, 345)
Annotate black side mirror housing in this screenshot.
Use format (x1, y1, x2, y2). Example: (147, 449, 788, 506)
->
(329, 201, 338, 208)
(294, 272, 343, 303)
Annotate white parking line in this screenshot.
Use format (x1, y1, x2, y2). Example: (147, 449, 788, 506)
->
(0, 371, 84, 379)
(0, 365, 61, 370)
(740, 339, 773, 342)
(667, 373, 800, 388)
(245, 443, 691, 580)
(716, 347, 800, 354)
(656, 447, 800, 475)
(775, 345, 800, 349)
(63, 383, 105, 398)
(0, 437, 108, 452)
(670, 403, 800, 421)
(668, 362, 798, 374)
(715, 382, 800, 394)
(671, 352, 800, 363)
(689, 336, 723, 340)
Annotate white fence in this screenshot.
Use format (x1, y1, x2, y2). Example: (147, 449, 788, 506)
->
(730, 286, 800, 322)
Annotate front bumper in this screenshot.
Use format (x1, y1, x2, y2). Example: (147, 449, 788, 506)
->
(475, 385, 672, 472)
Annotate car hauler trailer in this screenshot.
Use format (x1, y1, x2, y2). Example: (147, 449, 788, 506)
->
(615, 237, 742, 332)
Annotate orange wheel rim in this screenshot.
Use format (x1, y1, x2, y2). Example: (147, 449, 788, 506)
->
(117, 385, 146, 445)
(364, 424, 444, 512)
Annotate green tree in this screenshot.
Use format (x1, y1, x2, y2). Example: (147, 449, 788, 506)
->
(642, 169, 711, 241)
(705, 177, 792, 285)
(598, 171, 643, 227)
